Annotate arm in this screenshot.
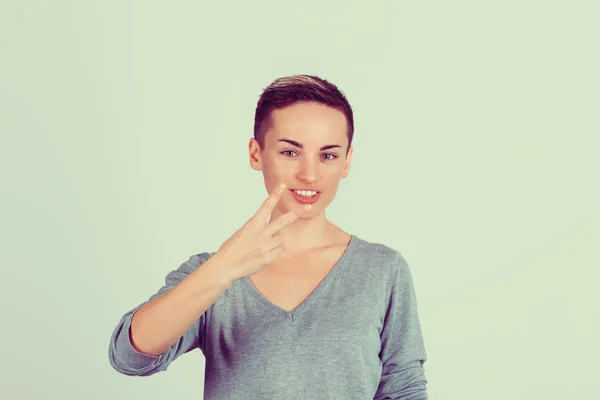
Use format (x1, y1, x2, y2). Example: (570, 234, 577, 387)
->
(373, 251, 428, 400)
(108, 252, 233, 376)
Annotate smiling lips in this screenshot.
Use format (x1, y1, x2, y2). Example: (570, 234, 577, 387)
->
(290, 189, 321, 205)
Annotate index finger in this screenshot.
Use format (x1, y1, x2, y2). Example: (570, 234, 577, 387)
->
(254, 182, 287, 225)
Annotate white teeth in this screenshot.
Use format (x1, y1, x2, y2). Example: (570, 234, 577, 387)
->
(294, 190, 317, 197)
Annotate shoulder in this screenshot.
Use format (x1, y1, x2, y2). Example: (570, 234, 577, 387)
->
(351, 235, 410, 277)
(352, 235, 407, 265)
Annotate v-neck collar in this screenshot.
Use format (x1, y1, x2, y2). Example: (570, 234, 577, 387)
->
(242, 234, 357, 319)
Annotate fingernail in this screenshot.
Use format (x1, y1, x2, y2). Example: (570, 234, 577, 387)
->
(304, 204, 311, 210)
(280, 183, 287, 190)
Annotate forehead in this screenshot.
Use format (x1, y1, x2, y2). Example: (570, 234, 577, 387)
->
(268, 102, 347, 145)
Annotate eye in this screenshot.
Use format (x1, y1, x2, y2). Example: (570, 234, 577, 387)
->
(280, 150, 338, 161)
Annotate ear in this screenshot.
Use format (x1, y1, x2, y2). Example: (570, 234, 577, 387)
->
(249, 138, 263, 171)
(341, 146, 353, 178)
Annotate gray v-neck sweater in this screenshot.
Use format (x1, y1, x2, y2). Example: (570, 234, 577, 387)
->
(108, 235, 428, 399)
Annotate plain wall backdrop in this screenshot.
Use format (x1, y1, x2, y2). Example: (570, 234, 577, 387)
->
(1, 1, 598, 399)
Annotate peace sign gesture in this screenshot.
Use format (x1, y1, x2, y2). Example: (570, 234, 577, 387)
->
(213, 183, 312, 282)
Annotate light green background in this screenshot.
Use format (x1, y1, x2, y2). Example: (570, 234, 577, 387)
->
(1, 1, 598, 399)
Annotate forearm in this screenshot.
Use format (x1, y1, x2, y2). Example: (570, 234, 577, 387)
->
(130, 255, 233, 356)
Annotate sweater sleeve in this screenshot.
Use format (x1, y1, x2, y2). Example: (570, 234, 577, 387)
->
(373, 251, 428, 400)
(108, 252, 212, 376)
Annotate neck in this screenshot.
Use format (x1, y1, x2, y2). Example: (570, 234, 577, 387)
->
(270, 208, 335, 255)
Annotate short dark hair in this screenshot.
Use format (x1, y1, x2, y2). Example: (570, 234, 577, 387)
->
(253, 74, 354, 157)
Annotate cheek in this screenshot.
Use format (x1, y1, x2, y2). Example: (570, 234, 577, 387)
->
(270, 160, 295, 175)
(262, 160, 293, 182)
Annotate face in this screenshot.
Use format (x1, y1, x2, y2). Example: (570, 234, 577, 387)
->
(249, 101, 353, 219)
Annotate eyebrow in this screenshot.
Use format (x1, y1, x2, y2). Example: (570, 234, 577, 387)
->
(277, 138, 342, 151)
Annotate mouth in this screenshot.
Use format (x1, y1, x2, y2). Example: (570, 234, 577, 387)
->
(289, 189, 321, 205)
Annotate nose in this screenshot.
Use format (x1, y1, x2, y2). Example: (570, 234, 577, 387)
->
(296, 158, 318, 183)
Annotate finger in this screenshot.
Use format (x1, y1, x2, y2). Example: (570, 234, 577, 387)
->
(254, 182, 288, 225)
(264, 204, 311, 237)
(264, 232, 284, 251)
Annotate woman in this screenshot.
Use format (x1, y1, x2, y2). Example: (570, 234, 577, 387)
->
(108, 74, 428, 399)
